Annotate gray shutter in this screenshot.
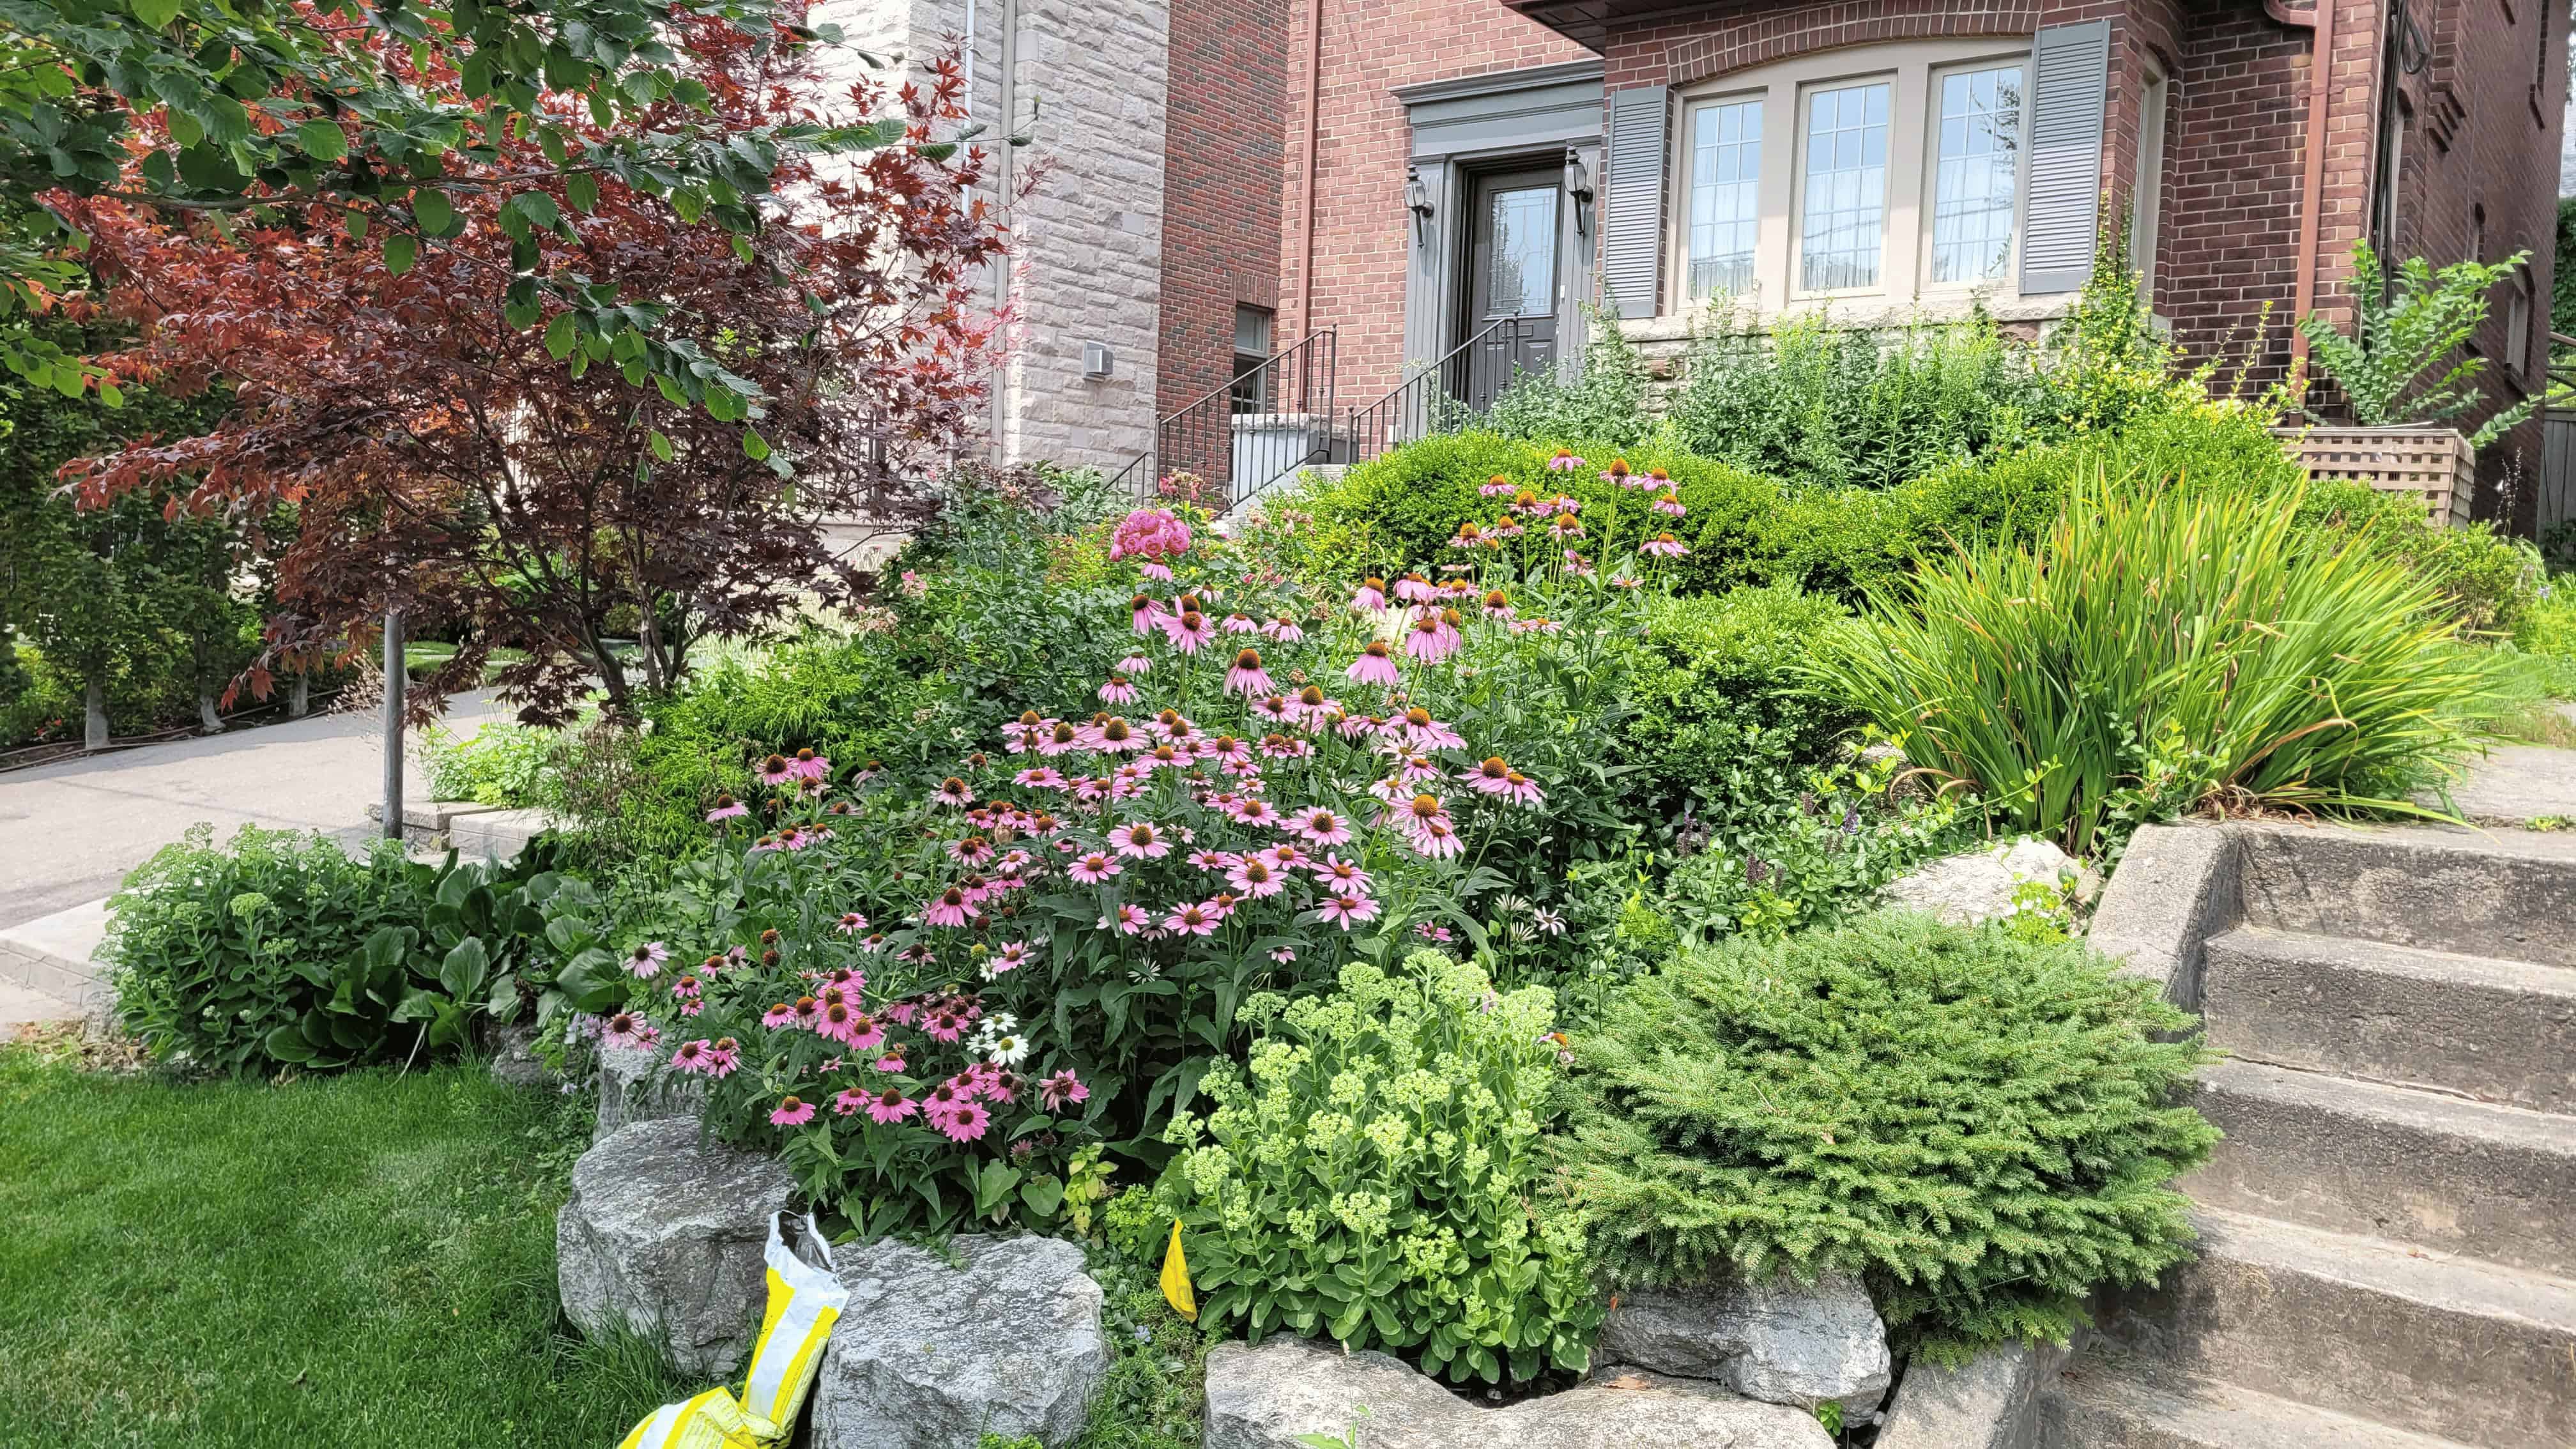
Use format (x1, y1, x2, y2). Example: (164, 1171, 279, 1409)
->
(2020, 19, 2111, 294)
(1602, 86, 1670, 320)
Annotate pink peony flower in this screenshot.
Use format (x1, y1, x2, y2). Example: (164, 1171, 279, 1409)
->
(1109, 507, 1194, 568)
(770, 1096, 817, 1127)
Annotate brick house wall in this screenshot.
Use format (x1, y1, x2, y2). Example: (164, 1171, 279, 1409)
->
(1155, 0, 1292, 443)
(1276, 0, 1593, 406)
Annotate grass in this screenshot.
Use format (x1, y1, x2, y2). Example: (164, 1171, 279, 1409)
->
(0, 1044, 693, 1449)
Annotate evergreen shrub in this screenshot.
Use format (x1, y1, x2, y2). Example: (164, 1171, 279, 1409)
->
(1563, 912, 2216, 1361)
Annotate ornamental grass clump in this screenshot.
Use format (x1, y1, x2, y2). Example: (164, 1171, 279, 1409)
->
(1562, 912, 2217, 1362)
(1812, 474, 2511, 857)
(1159, 952, 1602, 1386)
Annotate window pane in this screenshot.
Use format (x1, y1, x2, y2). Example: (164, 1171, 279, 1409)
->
(1931, 65, 2023, 284)
(1485, 185, 1558, 318)
(1688, 99, 1763, 299)
(1801, 81, 1890, 291)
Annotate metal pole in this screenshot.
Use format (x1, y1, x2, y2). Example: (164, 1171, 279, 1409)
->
(381, 608, 404, 841)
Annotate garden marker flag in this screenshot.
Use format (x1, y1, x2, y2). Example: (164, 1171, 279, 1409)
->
(615, 1212, 848, 1449)
(1161, 1218, 1197, 1322)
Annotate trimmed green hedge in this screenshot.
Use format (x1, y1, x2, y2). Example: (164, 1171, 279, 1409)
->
(1616, 584, 1862, 831)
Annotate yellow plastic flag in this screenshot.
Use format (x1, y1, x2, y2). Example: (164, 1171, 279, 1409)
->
(1160, 1218, 1198, 1322)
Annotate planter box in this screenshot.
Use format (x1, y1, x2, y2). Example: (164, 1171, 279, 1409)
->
(2273, 425, 2473, 526)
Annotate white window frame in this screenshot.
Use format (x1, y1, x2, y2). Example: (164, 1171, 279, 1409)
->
(2130, 65, 2168, 307)
(1666, 38, 2037, 315)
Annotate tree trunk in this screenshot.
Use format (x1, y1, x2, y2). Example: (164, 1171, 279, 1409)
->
(198, 685, 222, 734)
(289, 671, 309, 719)
(84, 675, 108, 751)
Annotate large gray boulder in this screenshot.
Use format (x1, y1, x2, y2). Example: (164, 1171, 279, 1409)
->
(1202, 1337, 1837, 1449)
(556, 1117, 796, 1377)
(1596, 1270, 1892, 1413)
(1880, 836, 2097, 929)
(594, 1038, 705, 1140)
(811, 1234, 1108, 1449)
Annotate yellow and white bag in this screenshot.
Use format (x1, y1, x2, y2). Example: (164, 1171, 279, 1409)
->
(617, 1211, 848, 1449)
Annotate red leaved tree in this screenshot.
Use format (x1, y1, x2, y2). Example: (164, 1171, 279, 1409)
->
(59, 29, 1010, 723)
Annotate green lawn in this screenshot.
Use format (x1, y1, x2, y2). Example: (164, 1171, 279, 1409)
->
(0, 1047, 690, 1449)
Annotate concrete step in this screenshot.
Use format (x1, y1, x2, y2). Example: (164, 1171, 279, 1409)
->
(0, 980, 83, 1036)
(2038, 1352, 2477, 1449)
(2234, 822, 2576, 967)
(2182, 1060, 2576, 1278)
(0, 897, 113, 1022)
(2202, 927, 2576, 1113)
(2096, 1208, 2576, 1446)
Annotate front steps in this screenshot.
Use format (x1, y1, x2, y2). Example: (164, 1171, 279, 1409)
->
(2044, 822, 2576, 1449)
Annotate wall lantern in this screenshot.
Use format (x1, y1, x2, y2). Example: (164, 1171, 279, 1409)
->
(1564, 150, 1595, 239)
(1406, 169, 1434, 245)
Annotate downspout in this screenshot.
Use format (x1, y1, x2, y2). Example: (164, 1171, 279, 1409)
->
(2275, 0, 2336, 385)
(1293, 0, 1324, 338)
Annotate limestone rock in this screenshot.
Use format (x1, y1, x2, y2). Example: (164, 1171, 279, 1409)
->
(486, 1022, 560, 1089)
(594, 1038, 705, 1140)
(811, 1234, 1108, 1449)
(1596, 1270, 1892, 1412)
(556, 1117, 795, 1377)
(1880, 836, 2098, 928)
(1201, 1337, 1837, 1449)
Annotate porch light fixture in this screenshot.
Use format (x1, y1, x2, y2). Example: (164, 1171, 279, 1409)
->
(1405, 169, 1434, 245)
(1564, 150, 1595, 238)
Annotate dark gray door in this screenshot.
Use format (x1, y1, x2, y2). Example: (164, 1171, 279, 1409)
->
(1464, 167, 1562, 409)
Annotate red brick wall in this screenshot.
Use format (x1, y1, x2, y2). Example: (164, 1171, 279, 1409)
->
(1156, 0, 1292, 459)
(1277, 0, 1592, 404)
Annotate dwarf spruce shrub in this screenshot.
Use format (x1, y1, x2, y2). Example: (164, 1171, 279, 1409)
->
(1563, 912, 2216, 1361)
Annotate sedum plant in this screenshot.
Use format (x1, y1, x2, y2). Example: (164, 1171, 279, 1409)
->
(2299, 240, 2538, 447)
(1563, 912, 2217, 1362)
(1157, 952, 1602, 1386)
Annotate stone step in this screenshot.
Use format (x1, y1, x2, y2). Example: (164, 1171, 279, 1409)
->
(2095, 1208, 2576, 1446)
(2234, 822, 2576, 967)
(2038, 1353, 2477, 1449)
(2202, 927, 2576, 1113)
(2182, 1061, 2576, 1278)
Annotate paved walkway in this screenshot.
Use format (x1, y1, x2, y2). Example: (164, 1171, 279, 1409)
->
(0, 690, 509, 931)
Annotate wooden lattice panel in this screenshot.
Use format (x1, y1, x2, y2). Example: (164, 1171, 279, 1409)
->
(2273, 426, 2473, 527)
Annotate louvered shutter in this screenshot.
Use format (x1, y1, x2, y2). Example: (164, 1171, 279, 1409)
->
(2020, 19, 2112, 294)
(1602, 86, 1671, 319)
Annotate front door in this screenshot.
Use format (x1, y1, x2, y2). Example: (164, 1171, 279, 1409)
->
(1463, 167, 1563, 410)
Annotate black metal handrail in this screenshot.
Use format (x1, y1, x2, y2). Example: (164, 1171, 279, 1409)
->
(1342, 316, 1526, 470)
(1110, 329, 1338, 506)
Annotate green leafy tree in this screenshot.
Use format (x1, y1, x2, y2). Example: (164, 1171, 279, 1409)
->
(2299, 240, 2538, 446)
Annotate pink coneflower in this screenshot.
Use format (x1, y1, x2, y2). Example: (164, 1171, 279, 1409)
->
(1161, 609, 1217, 654)
(699, 1037, 740, 1077)
(670, 1038, 716, 1074)
(1164, 901, 1220, 936)
(1351, 577, 1389, 611)
(836, 911, 871, 935)
(1015, 765, 1068, 790)
(831, 1087, 870, 1117)
(1397, 705, 1466, 751)
(1251, 693, 1296, 726)
(846, 1013, 886, 1052)
(1111, 903, 1151, 934)
(625, 942, 668, 979)
(1098, 673, 1138, 705)
(1264, 841, 1310, 871)
(1450, 521, 1487, 550)
(1220, 611, 1260, 634)
(1259, 732, 1312, 761)
(1291, 808, 1353, 847)
(1480, 473, 1519, 497)
(1188, 847, 1237, 872)
(865, 1089, 918, 1124)
(1499, 768, 1546, 806)
(1226, 856, 1287, 899)
(1229, 796, 1280, 828)
(1547, 448, 1586, 472)
(935, 776, 975, 807)
(1402, 613, 1460, 664)
(936, 1100, 992, 1142)
(1288, 684, 1335, 723)
(1402, 791, 1455, 838)
(1111, 822, 1171, 859)
(1549, 510, 1586, 542)
(1223, 648, 1274, 698)
(1270, 946, 1298, 964)
(896, 944, 937, 967)
(1464, 756, 1520, 795)
(1511, 615, 1564, 635)
(1489, 516, 1526, 539)
(1319, 893, 1381, 930)
(951, 834, 997, 867)
(856, 931, 890, 953)
(1340, 712, 1382, 741)
(757, 754, 795, 786)
(1416, 921, 1455, 942)
(770, 1096, 816, 1128)
(705, 793, 749, 823)
(671, 974, 703, 1002)
(1039, 720, 1083, 756)
(1208, 734, 1255, 769)
(1346, 640, 1402, 687)
(1481, 589, 1515, 621)
(986, 940, 1037, 977)
(923, 886, 975, 928)
(816, 999, 867, 1045)
(924, 1009, 965, 1043)
(1131, 594, 1164, 634)
(1413, 816, 1466, 859)
(1642, 532, 1690, 558)
(1039, 1070, 1090, 1112)
(1600, 457, 1641, 488)
(1653, 491, 1687, 518)
(1265, 616, 1307, 643)
(1098, 716, 1144, 753)
(1005, 710, 1046, 753)
(875, 1044, 908, 1073)
(1392, 573, 1437, 604)
(1070, 850, 1123, 884)
(1200, 891, 1242, 921)
(602, 1011, 651, 1049)
(790, 747, 830, 781)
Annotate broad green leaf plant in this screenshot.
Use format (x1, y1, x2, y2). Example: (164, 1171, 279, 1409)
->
(2299, 240, 2539, 447)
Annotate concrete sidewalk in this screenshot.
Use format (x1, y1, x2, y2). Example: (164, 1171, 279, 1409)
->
(0, 689, 510, 933)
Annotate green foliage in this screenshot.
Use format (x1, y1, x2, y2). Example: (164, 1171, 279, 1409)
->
(1068, 1243, 1213, 1449)
(1813, 476, 2511, 857)
(418, 719, 567, 808)
(1157, 953, 1602, 1386)
(1480, 309, 1655, 450)
(2556, 197, 2576, 348)
(105, 825, 567, 1073)
(2299, 241, 2538, 446)
(2292, 480, 2539, 637)
(2517, 582, 2576, 702)
(1563, 912, 2218, 1360)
